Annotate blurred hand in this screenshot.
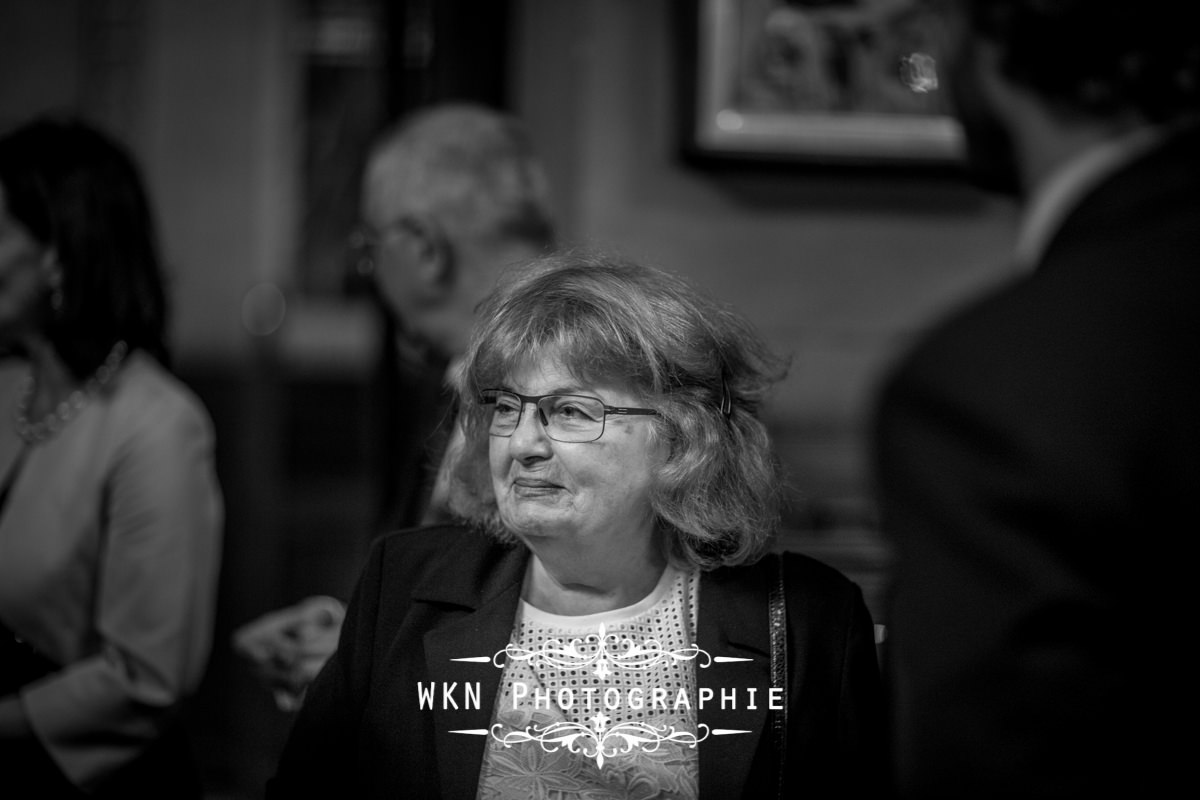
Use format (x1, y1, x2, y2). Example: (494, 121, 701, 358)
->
(232, 595, 345, 711)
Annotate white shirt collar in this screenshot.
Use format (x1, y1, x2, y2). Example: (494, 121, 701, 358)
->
(1013, 124, 1168, 270)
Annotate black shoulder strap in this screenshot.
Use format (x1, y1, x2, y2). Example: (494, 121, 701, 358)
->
(768, 552, 789, 797)
(0, 442, 30, 520)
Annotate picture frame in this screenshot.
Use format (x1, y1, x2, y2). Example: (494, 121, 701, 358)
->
(682, 0, 965, 167)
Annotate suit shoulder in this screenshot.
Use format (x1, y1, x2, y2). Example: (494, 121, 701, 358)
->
(886, 277, 1031, 382)
(872, 270, 1082, 437)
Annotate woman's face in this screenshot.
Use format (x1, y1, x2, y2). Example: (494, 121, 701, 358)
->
(489, 357, 664, 549)
(0, 185, 50, 345)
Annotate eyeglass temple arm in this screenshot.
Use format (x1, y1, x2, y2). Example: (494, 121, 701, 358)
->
(603, 406, 659, 416)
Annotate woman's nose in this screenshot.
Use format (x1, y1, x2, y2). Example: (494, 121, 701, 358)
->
(508, 402, 553, 461)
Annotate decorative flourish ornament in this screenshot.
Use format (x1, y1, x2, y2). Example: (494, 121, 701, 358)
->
(497, 622, 716, 676)
(490, 717, 712, 769)
(14, 340, 129, 444)
(450, 623, 756, 764)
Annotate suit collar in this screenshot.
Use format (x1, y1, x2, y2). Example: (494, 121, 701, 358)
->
(1030, 119, 1200, 271)
(1014, 122, 1169, 270)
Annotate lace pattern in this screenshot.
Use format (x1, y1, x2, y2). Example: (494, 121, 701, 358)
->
(477, 567, 701, 800)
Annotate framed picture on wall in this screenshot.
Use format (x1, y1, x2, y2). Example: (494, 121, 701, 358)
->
(683, 0, 965, 166)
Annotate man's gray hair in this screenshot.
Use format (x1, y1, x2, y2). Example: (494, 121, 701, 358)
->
(364, 103, 555, 248)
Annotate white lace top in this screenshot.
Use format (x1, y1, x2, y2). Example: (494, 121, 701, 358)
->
(477, 565, 702, 800)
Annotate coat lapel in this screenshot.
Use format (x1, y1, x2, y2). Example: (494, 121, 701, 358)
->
(697, 556, 773, 799)
(414, 536, 529, 800)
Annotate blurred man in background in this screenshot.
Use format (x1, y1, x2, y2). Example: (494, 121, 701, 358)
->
(872, 1, 1199, 796)
(233, 103, 556, 708)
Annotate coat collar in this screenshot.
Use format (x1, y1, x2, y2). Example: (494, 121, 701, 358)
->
(412, 529, 776, 799)
(411, 529, 528, 609)
(414, 532, 528, 800)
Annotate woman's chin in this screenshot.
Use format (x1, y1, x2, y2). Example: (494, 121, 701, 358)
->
(499, 507, 569, 542)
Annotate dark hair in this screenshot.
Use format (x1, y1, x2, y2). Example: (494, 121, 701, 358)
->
(447, 249, 790, 570)
(963, 0, 1200, 121)
(0, 115, 169, 377)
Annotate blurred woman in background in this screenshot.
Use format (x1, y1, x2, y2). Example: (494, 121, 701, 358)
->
(0, 116, 223, 798)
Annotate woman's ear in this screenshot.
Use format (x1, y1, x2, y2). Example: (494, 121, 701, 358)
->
(648, 411, 675, 463)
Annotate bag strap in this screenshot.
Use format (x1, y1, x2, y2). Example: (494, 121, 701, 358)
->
(0, 442, 30, 520)
(768, 553, 788, 797)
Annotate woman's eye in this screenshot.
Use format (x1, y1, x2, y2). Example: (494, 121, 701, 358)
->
(557, 404, 583, 419)
(494, 399, 520, 418)
(551, 400, 600, 423)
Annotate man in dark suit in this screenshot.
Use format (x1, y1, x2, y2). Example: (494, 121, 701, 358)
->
(232, 103, 557, 708)
(872, 1, 1199, 796)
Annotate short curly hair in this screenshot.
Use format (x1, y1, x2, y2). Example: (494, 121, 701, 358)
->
(444, 249, 789, 570)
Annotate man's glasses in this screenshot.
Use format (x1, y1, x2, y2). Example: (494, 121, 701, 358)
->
(347, 226, 381, 280)
(346, 215, 448, 281)
(347, 220, 410, 280)
(480, 389, 659, 443)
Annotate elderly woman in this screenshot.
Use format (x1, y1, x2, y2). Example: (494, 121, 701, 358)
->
(268, 252, 885, 799)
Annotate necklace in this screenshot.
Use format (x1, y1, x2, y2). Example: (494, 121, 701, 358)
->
(14, 341, 130, 444)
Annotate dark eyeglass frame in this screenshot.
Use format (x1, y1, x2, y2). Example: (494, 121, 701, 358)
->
(346, 215, 430, 279)
(480, 389, 659, 443)
(347, 226, 380, 279)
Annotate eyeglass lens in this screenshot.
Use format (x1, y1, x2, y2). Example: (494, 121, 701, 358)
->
(347, 228, 376, 278)
(484, 390, 607, 443)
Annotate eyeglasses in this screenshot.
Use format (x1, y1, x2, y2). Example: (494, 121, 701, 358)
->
(347, 225, 381, 279)
(347, 220, 409, 280)
(347, 214, 456, 285)
(346, 216, 424, 279)
(480, 389, 659, 443)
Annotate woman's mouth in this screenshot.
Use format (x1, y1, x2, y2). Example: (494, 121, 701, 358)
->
(512, 477, 562, 495)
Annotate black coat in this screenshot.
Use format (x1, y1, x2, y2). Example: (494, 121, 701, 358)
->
(872, 124, 1200, 797)
(267, 525, 886, 798)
